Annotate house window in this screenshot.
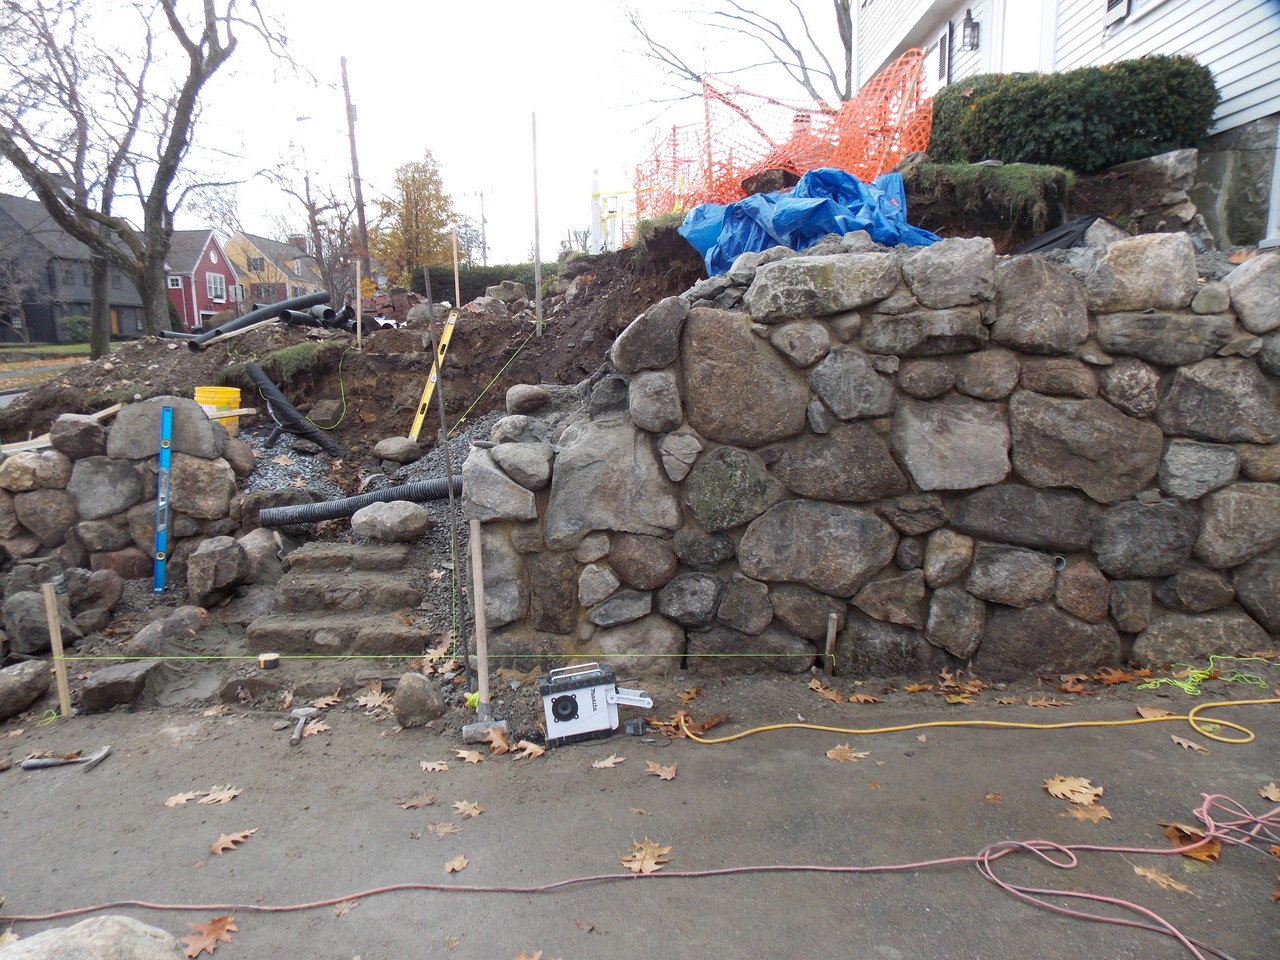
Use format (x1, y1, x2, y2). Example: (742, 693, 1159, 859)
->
(63, 265, 75, 285)
(167, 276, 183, 289)
(1104, 0, 1130, 25)
(111, 272, 122, 290)
(247, 256, 264, 272)
(207, 272, 226, 302)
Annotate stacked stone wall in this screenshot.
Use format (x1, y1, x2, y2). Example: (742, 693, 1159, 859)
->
(463, 232, 1280, 679)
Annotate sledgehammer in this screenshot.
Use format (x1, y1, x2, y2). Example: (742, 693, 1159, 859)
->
(462, 518, 509, 745)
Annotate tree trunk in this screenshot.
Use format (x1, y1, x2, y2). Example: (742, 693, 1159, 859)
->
(138, 254, 170, 336)
(89, 254, 111, 359)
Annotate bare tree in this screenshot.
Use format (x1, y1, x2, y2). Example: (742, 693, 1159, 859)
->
(628, 1, 853, 109)
(272, 171, 358, 308)
(0, 0, 286, 341)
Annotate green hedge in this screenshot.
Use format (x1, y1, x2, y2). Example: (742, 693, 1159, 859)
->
(410, 262, 559, 307)
(928, 55, 1219, 173)
(56, 315, 91, 344)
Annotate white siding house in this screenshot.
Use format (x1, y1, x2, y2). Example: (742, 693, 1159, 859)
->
(853, 0, 1280, 246)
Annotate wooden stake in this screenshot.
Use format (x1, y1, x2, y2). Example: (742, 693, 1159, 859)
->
(824, 612, 838, 677)
(355, 259, 363, 352)
(41, 583, 73, 718)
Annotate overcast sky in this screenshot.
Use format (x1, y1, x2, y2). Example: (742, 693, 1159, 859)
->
(183, 0, 842, 264)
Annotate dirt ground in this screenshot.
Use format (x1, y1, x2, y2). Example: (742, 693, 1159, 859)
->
(1, 670, 1277, 959)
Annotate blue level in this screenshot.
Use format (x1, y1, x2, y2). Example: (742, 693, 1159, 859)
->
(153, 405, 173, 593)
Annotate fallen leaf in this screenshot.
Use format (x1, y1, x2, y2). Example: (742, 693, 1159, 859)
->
(271, 454, 294, 466)
(1259, 782, 1280, 802)
(0, 930, 17, 946)
(181, 916, 236, 958)
(444, 854, 468, 874)
(1044, 775, 1104, 806)
(197, 785, 241, 805)
(1170, 735, 1210, 755)
(807, 678, 843, 703)
(444, 935, 461, 950)
(631, 808, 650, 816)
(592, 754, 625, 769)
(483, 727, 511, 755)
(428, 568, 446, 583)
(1159, 822, 1222, 862)
(1059, 675, 1093, 695)
(1269, 844, 1280, 858)
(848, 692, 880, 704)
(645, 760, 677, 781)
(994, 696, 1023, 705)
(202, 705, 230, 717)
(455, 749, 484, 764)
(514, 952, 542, 960)
(511, 740, 545, 760)
(620, 838, 672, 874)
(397, 792, 436, 810)
(495, 664, 542, 684)
(453, 800, 484, 818)
(1095, 667, 1137, 686)
(333, 899, 357, 917)
(904, 682, 933, 693)
(311, 691, 342, 710)
(1027, 696, 1070, 708)
(867, 781, 881, 789)
(985, 793, 1003, 804)
(826, 744, 870, 763)
(302, 719, 329, 738)
(165, 790, 207, 807)
(409, 831, 423, 840)
(938, 668, 985, 696)
(356, 680, 393, 713)
(1134, 865, 1193, 894)
(944, 694, 974, 705)
(1062, 805, 1112, 824)
(421, 761, 450, 773)
(677, 687, 700, 705)
(572, 918, 596, 933)
(1228, 248, 1256, 264)
(209, 828, 257, 855)
(1137, 706, 1173, 719)
(427, 821, 461, 839)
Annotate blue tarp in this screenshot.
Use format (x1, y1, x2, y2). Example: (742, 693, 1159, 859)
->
(679, 168, 940, 277)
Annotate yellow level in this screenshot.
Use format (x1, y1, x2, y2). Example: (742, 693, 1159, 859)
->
(408, 310, 458, 442)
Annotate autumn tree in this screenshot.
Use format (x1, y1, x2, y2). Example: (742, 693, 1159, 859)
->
(0, 0, 285, 343)
(628, 1, 854, 109)
(371, 150, 455, 286)
(275, 172, 359, 308)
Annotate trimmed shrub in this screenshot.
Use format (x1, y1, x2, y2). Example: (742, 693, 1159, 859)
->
(414, 262, 559, 307)
(929, 55, 1219, 173)
(56, 314, 91, 344)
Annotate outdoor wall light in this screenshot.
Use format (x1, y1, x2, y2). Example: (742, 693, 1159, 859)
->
(961, 8, 980, 51)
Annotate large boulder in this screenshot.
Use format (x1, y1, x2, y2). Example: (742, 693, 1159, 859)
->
(684, 446, 783, 533)
(739, 501, 897, 598)
(805, 347, 895, 419)
(681, 307, 809, 446)
(67, 457, 144, 520)
(716, 573, 773, 635)
(186, 536, 250, 607)
(13, 488, 76, 547)
(107, 395, 227, 460)
(586, 614, 686, 676)
(965, 544, 1058, 608)
(0, 449, 72, 491)
(891, 395, 1010, 491)
(3, 590, 80, 655)
(925, 584, 987, 659)
(462, 448, 538, 521)
(48, 413, 107, 460)
(1133, 610, 1270, 665)
(951, 485, 1091, 551)
(1085, 233, 1198, 311)
(628, 370, 683, 433)
(0, 915, 185, 960)
(838, 613, 941, 676)
(1156, 359, 1280, 444)
(351, 501, 431, 542)
(1223, 249, 1280, 334)
(745, 252, 899, 322)
(901, 236, 995, 308)
(954, 349, 1021, 400)
(769, 583, 847, 640)
(687, 625, 815, 676)
(610, 297, 691, 373)
(0, 659, 52, 721)
(992, 256, 1089, 354)
(609, 533, 678, 590)
(1158, 439, 1239, 500)
(490, 442, 553, 491)
(977, 604, 1119, 680)
(770, 423, 907, 503)
(1095, 311, 1235, 366)
(1195, 482, 1280, 567)
(1091, 500, 1199, 577)
(481, 526, 527, 629)
(657, 572, 723, 627)
(860, 307, 988, 356)
(1009, 391, 1162, 503)
(1233, 556, 1280, 632)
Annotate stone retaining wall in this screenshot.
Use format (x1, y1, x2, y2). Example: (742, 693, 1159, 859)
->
(462, 231, 1280, 679)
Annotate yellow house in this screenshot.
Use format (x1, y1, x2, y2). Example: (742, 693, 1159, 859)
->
(224, 232, 324, 305)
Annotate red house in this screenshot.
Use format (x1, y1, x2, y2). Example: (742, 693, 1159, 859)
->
(165, 230, 240, 331)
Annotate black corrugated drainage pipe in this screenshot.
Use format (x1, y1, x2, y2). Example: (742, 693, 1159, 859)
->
(257, 475, 463, 527)
(279, 310, 322, 327)
(242, 361, 350, 460)
(181, 291, 331, 351)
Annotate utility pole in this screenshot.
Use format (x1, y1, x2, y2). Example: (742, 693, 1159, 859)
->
(478, 189, 488, 267)
(340, 56, 371, 281)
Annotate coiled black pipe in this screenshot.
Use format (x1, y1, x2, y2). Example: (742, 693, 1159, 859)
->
(242, 361, 350, 460)
(183, 291, 331, 351)
(257, 475, 463, 527)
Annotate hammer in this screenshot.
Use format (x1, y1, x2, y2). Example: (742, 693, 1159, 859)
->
(289, 707, 318, 746)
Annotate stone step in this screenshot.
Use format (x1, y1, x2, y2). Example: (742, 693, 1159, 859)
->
(274, 569, 421, 613)
(244, 613, 428, 656)
(284, 542, 410, 573)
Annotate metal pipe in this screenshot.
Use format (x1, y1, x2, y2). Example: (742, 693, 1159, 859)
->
(257, 475, 463, 527)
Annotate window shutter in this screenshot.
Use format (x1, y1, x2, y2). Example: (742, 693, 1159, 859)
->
(1104, 0, 1130, 25)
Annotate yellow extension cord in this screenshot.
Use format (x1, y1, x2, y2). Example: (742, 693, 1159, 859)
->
(679, 697, 1280, 746)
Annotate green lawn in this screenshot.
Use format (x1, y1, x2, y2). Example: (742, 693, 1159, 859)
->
(0, 342, 92, 359)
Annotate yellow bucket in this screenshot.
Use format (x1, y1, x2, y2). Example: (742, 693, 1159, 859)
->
(195, 385, 241, 436)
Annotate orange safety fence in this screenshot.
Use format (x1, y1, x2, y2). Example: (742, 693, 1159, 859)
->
(633, 48, 932, 227)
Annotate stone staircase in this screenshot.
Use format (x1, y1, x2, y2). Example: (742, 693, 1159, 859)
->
(244, 542, 427, 656)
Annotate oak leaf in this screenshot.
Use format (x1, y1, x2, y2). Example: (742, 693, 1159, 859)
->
(1095, 667, 1136, 686)
(271, 454, 294, 466)
(1027, 696, 1069, 708)
(1258, 782, 1280, 802)
(427, 821, 461, 839)
(202, 705, 230, 717)
(848, 692, 880, 704)
(333, 900, 357, 917)
(645, 760, 677, 781)
(1170, 735, 1210, 755)
(511, 740, 545, 760)
(181, 916, 236, 958)
(807, 678, 843, 703)
(483, 727, 511, 755)
(944, 694, 974, 705)
(1059, 675, 1093, 695)
(1062, 805, 1112, 824)
(164, 790, 206, 807)
(455, 749, 484, 764)
(904, 682, 933, 693)
(1137, 706, 1173, 719)
(1159, 822, 1221, 862)
(915, 734, 927, 743)
(302, 719, 329, 738)
(311, 691, 342, 709)
(421, 760, 449, 773)
(209, 829, 257, 855)
(397, 792, 436, 810)
(985, 793, 1003, 804)
(620, 838, 672, 874)
(444, 854, 468, 874)
(1134, 865, 1193, 894)
(677, 687, 700, 705)
(826, 744, 869, 763)
(592, 754, 625, 769)
(1044, 775, 1103, 805)
(197, 785, 241, 805)
(356, 680, 393, 712)
(994, 696, 1023, 705)
(453, 800, 484, 818)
